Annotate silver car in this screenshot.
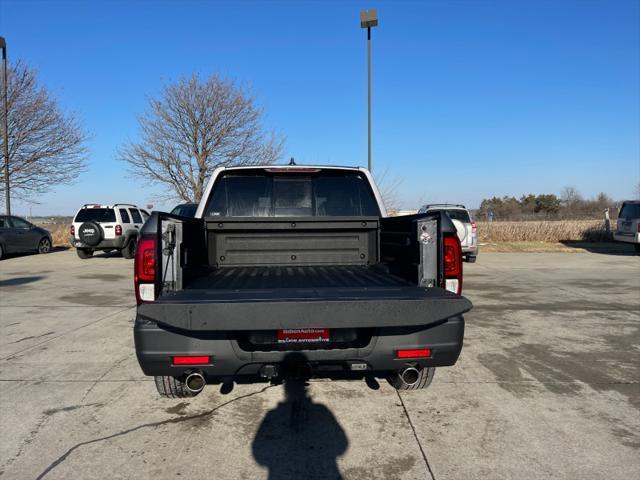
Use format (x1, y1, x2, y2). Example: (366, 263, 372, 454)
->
(613, 200, 640, 253)
(418, 204, 478, 262)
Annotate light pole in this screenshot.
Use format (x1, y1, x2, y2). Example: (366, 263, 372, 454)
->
(360, 9, 378, 173)
(0, 36, 9, 215)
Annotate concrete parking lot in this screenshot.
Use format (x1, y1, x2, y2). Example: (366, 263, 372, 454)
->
(0, 249, 638, 479)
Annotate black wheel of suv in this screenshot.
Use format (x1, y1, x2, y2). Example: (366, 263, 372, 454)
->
(387, 367, 435, 391)
(154, 375, 198, 398)
(78, 222, 103, 247)
(0, 243, 4, 260)
(122, 237, 137, 259)
(466, 255, 477, 263)
(635, 244, 640, 254)
(77, 248, 93, 259)
(38, 238, 52, 254)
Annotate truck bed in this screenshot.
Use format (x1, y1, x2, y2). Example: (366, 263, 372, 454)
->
(185, 265, 409, 290)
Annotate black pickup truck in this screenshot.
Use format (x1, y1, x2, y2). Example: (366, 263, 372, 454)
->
(134, 166, 472, 398)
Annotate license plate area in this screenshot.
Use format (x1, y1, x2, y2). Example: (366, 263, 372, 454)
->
(277, 328, 330, 344)
(236, 328, 372, 352)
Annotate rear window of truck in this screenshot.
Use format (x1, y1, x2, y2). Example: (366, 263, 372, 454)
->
(445, 210, 471, 223)
(205, 172, 380, 217)
(74, 208, 116, 223)
(619, 203, 640, 218)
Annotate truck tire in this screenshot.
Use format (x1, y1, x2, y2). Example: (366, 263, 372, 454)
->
(122, 237, 137, 259)
(76, 248, 93, 259)
(387, 367, 435, 391)
(466, 255, 477, 263)
(154, 375, 198, 398)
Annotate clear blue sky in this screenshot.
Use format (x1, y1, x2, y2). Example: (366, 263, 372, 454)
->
(1, 0, 639, 215)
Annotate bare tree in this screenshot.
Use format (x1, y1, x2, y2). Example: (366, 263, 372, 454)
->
(0, 61, 88, 203)
(560, 186, 582, 205)
(119, 73, 284, 202)
(374, 168, 403, 214)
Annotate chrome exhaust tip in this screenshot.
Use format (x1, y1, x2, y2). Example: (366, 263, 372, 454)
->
(185, 371, 206, 394)
(400, 367, 420, 386)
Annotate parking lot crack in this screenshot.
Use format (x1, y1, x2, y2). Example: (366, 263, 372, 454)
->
(1, 307, 134, 362)
(34, 385, 275, 480)
(396, 390, 436, 480)
(80, 357, 129, 403)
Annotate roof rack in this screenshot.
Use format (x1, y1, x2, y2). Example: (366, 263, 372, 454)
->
(80, 203, 138, 209)
(423, 203, 467, 209)
(81, 204, 107, 208)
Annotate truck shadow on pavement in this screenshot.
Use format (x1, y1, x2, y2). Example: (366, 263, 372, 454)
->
(33, 355, 348, 480)
(252, 354, 349, 480)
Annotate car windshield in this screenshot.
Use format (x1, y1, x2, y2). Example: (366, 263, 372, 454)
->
(171, 204, 198, 217)
(619, 203, 640, 219)
(74, 208, 116, 223)
(204, 171, 380, 217)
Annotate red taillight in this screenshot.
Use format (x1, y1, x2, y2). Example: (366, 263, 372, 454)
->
(397, 349, 432, 359)
(443, 234, 463, 294)
(444, 235, 462, 277)
(637, 224, 640, 233)
(135, 237, 156, 282)
(172, 356, 210, 366)
(70, 225, 75, 236)
(115, 225, 123, 236)
(471, 221, 477, 234)
(134, 236, 156, 304)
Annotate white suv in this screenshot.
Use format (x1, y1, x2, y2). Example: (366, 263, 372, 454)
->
(418, 204, 479, 263)
(613, 200, 640, 253)
(70, 204, 149, 259)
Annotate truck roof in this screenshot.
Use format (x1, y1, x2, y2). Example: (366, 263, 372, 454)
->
(221, 164, 363, 172)
(197, 164, 387, 218)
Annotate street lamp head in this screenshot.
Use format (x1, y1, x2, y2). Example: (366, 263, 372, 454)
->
(360, 9, 378, 28)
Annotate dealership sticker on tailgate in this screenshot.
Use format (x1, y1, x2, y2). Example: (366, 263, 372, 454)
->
(277, 328, 330, 343)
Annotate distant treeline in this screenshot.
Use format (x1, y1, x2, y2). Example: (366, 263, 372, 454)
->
(477, 188, 617, 221)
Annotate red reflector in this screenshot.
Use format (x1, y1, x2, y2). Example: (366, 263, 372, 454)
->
(172, 356, 210, 365)
(397, 349, 432, 359)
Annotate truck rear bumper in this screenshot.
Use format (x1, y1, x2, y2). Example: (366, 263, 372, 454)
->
(134, 315, 465, 378)
(72, 237, 127, 249)
(613, 232, 640, 244)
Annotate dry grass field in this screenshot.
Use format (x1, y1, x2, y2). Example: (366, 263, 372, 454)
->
(41, 219, 616, 252)
(39, 224, 71, 247)
(476, 220, 610, 243)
